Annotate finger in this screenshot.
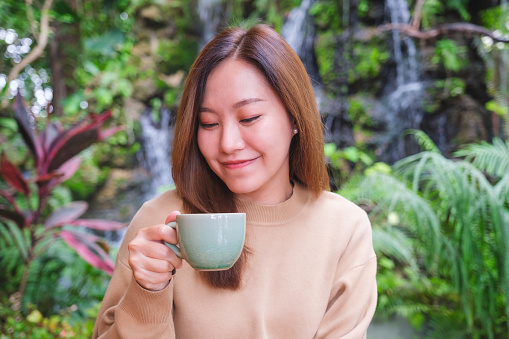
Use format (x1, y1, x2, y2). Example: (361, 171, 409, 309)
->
(136, 241, 183, 269)
(130, 253, 175, 274)
(165, 210, 181, 224)
(133, 266, 173, 291)
(136, 224, 178, 244)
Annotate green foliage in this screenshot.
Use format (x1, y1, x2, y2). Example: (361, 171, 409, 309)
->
(315, 34, 389, 88)
(480, 4, 509, 32)
(486, 100, 509, 117)
(347, 96, 373, 127)
(420, 0, 443, 29)
(157, 39, 198, 75)
(309, 0, 341, 31)
(455, 138, 509, 179)
(425, 77, 465, 112)
(0, 95, 124, 325)
(226, 0, 301, 31)
(64, 147, 110, 200)
(70, 57, 136, 115)
(404, 129, 440, 153)
(0, 1, 30, 33)
(419, 0, 470, 27)
(434, 77, 465, 97)
(84, 29, 126, 58)
(314, 31, 337, 85)
(357, 0, 369, 18)
(445, 0, 470, 21)
(340, 134, 509, 337)
(350, 43, 390, 84)
(325, 143, 373, 188)
(431, 39, 467, 72)
(0, 294, 98, 338)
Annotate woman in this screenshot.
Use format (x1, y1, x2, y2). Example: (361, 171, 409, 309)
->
(93, 24, 377, 338)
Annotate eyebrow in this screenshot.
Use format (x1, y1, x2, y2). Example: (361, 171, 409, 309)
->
(199, 98, 265, 113)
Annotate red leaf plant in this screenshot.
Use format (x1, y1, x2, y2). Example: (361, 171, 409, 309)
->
(0, 93, 125, 302)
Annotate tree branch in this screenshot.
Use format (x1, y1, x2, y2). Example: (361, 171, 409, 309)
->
(378, 22, 509, 43)
(8, 0, 54, 82)
(411, 0, 426, 30)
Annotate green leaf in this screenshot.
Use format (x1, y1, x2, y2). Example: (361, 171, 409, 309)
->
(365, 162, 392, 176)
(404, 129, 440, 153)
(27, 309, 43, 323)
(486, 100, 509, 116)
(454, 138, 509, 178)
(324, 143, 337, 157)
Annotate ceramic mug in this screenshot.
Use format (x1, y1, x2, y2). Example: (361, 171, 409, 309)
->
(165, 213, 246, 271)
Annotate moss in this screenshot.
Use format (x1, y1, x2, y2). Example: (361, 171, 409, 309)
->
(315, 31, 338, 86)
(309, 0, 341, 31)
(350, 42, 390, 84)
(347, 95, 374, 127)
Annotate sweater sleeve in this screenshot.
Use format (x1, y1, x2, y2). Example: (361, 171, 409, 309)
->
(314, 211, 378, 339)
(93, 201, 177, 339)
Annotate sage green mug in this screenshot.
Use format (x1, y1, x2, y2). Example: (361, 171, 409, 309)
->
(165, 213, 246, 271)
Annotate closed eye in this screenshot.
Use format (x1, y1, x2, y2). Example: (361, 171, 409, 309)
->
(199, 122, 218, 129)
(240, 115, 261, 124)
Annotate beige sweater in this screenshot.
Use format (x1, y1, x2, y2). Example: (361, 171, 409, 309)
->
(93, 183, 377, 338)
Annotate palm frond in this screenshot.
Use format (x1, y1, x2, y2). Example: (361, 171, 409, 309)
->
(494, 169, 509, 203)
(428, 312, 470, 339)
(404, 129, 441, 153)
(454, 138, 509, 179)
(372, 227, 416, 266)
(395, 152, 494, 225)
(352, 173, 442, 267)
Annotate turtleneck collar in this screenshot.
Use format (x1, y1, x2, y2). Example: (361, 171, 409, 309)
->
(235, 183, 310, 226)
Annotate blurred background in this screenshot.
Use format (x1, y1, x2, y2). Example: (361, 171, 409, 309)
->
(0, 0, 508, 337)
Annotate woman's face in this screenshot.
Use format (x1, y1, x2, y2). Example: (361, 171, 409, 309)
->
(197, 59, 295, 204)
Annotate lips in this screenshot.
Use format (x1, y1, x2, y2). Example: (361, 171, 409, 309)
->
(222, 157, 259, 169)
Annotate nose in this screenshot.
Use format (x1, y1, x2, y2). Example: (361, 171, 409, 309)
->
(220, 123, 245, 154)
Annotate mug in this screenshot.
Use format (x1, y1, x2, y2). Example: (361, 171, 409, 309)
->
(165, 213, 246, 271)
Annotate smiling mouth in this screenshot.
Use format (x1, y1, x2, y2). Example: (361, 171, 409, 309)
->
(222, 157, 258, 169)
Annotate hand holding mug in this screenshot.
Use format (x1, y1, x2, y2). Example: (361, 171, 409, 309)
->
(165, 213, 246, 271)
(128, 211, 183, 291)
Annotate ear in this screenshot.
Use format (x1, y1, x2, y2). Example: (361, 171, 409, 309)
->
(292, 119, 298, 135)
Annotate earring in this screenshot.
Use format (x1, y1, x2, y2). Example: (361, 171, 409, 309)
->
(293, 128, 298, 135)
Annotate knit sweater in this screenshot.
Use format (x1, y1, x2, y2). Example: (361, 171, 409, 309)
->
(93, 183, 377, 338)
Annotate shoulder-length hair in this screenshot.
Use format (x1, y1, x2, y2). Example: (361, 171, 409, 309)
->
(172, 24, 329, 289)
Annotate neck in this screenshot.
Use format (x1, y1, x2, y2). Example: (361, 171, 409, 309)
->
(235, 181, 293, 205)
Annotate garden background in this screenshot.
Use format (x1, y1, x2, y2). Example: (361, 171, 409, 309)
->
(0, 0, 508, 338)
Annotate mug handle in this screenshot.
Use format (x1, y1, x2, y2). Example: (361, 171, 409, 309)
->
(164, 221, 182, 259)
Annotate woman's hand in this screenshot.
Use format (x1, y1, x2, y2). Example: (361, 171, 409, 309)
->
(128, 211, 183, 291)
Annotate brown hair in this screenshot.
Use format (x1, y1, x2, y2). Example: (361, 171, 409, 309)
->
(172, 24, 329, 289)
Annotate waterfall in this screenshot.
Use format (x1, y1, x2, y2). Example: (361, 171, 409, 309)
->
(281, 0, 320, 84)
(197, 0, 223, 50)
(139, 107, 174, 200)
(378, 0, 425, 162)
(281, 0, 327, 113)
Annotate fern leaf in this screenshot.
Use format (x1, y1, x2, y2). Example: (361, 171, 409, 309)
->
(372, 227, 416, 266)
(354, 173, 442, 265)
(454, 138, 509, 178)
(404, 129, 440, 153)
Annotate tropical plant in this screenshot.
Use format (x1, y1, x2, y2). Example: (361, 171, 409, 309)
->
(341, 133, 509, 338)
(455, 137, 509, 178)
(0, 93, 125, 307)
(324, 142, 373, 189)
(0, 292, 98, 338)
